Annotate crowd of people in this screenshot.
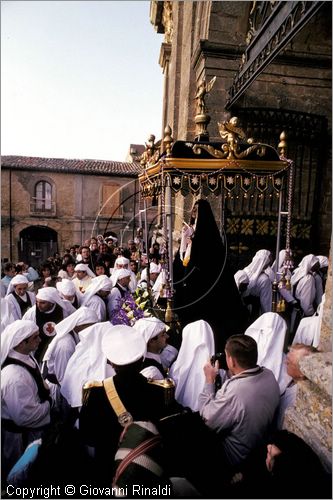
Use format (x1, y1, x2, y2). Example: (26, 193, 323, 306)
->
(1, 213, 331, 498)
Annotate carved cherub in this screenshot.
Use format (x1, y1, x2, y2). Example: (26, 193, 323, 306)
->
(218, 117, 247, 157)
(195, 76, 216, 115)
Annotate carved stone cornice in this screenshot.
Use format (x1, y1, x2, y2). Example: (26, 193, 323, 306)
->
(150, 1, 164, 34)
(226, 1, 325, 109)
(192, 40, 244, 71)
(150, 1, 173, 43)
(159, 42, 171, 70)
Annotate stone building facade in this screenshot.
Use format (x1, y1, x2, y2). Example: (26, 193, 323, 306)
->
(1, 156, 143, 266)
(150, 1, 331, 260)
(149, 0, 332, 470)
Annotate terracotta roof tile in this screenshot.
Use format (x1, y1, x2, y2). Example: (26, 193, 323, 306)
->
(1, 155, 143, 177)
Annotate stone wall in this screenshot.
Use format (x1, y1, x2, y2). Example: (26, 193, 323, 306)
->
(157, 1, 331, 254)
(1, 168, 139, 263)
(284, 251, 332, 471)
(153, 0, 332, 470)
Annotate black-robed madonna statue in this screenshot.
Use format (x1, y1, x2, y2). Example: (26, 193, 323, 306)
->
(173, 199, 248, 352)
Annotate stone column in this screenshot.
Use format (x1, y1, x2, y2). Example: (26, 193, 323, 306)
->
(284, 249, 332, 472)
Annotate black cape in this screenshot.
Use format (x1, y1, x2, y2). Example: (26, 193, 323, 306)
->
(173, 199, 248, 351)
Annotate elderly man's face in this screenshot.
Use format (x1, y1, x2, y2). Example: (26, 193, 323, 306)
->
(118, 276, 131, 288)
(14, 284, 28, 296)
(36, 299, 54, 313)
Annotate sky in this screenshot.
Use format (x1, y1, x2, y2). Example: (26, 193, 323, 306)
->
(1, 1, 164, 162)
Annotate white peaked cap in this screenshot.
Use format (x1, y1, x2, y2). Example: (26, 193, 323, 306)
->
(56, 279, 76, 297)
(36, 287, 68, 309)
(1, 320, 39, 365)
(115, 256, 130, 267)
(6, 274, 29, 296)
(101, 325, 146, 365)
(54, 306, 99, 337)
(74, 264, 96, 277)
(133, 317, 168, 343)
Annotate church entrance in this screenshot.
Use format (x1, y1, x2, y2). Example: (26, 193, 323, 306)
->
(19, 226, 58, 268)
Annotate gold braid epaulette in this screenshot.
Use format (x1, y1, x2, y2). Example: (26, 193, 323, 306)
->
(147, 378, 175, 407)
(83, 380, 104, 389)
(82, 380, 103, 405)
(147, 378, 175, 389)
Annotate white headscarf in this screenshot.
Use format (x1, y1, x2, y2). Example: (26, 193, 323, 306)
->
(290, 254, 319, 287)
(140, 263, 161, 282)
(242, 249, 272, 292)
(133, 317, 168, 343)
(43, 306, 99, 363)
(74, 263, 96, 277)
(149, 263, 161, 274)
(115, 256, 130, 268)
(36, 287, 70, 310)
(271, 249, 291, 274)
(56, 279, 76, 298)
(1, 300, 15, 333)
(169, 319, 215, 411)
(6, 274, 29, 296)
(111, 268, 131, 287)
(81, 275, 113, 306)
(54, 306, 99, 337)
(152, 269, 168, 302)
(57, 270, 69, 280)
(1, 319, 39, 365)
(245, 312, 291, 393)
(60, 322, 114, 408)
(317, 255, 329, 269)
(293, 293, 325, 348)
(234, 270, 249, 289)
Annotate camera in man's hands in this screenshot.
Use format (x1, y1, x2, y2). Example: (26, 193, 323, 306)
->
(210, 352, 228, 371)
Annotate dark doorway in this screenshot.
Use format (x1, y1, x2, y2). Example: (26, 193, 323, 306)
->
(19, 226, 58, 269)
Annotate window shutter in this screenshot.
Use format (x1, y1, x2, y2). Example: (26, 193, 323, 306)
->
(101, 184, 121, 216)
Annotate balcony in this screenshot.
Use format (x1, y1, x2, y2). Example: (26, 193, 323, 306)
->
(30, 198, 56, 216)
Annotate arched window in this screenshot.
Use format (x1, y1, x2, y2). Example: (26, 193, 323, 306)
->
(35, 181, 52, 211)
